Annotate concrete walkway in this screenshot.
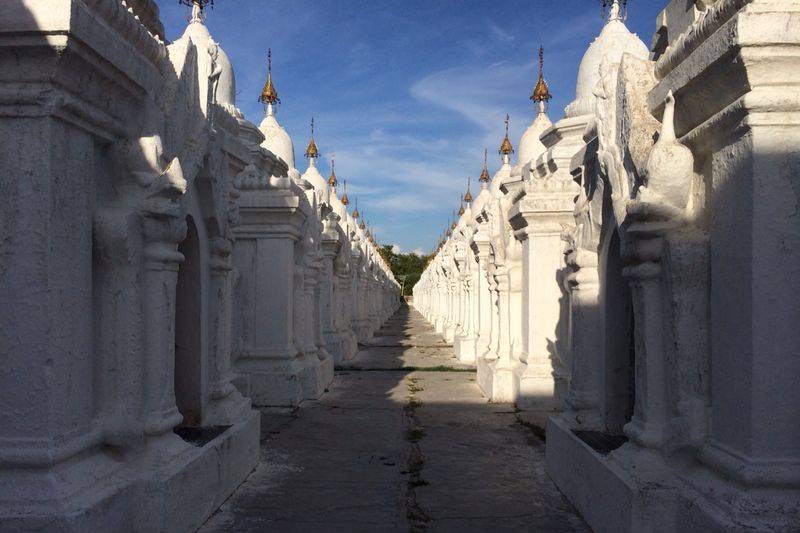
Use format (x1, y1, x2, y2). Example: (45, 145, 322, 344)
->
(201, 305, 588, 533)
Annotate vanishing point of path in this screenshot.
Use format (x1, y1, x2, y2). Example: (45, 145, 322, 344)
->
(201, 305, 588, 533)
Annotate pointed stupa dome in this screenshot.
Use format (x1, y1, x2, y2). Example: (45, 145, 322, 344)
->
(301, 157, 327, 193)
(517, 113, 552, 168)
(259, 106, 295, 169)
(178, 1, 236, 107)
(517, 46, 553, 167)
(328, 160, 348, 219)
(301, 118, 328, 193)
(565, 0, 648, 118)
(492, 115, 513, 193)
(472, 153, 494, 215)
(258, 50, 295, 169)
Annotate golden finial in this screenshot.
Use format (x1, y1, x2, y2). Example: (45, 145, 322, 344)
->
(531, 46, 552, 105)
(304, 117, 319, 159)
(327, 156, 337, 187)
(458, 198, 465, 216)
(479, 149, 490, 182)
(259, 49, 280, 105)
(359, 218, 366, 230)
(499, 114, 514, 155)
(353, 198, 360, 219)
(463, 176, 473, 203)
(341, 180, 350, 206)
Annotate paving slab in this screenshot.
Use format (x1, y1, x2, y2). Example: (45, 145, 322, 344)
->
(200, 305, 588, 533)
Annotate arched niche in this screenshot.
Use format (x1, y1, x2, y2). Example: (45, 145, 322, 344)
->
(175, 215, 203, 426)
(599, 227, 635, 435)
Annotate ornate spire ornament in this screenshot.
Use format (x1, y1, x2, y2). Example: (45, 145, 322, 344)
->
(359, 219, 366, 230)
(327, 156, 337, 187)
(304, 117, 319, 159)
(499, 114, 514, 155)
(180, 0, 213, 22)
(479, 149, 491, 185)
(531, 45, 552, 110)
(463, 176, 473, 203)
(341, 180, 350, 206)
(458, 197, 465, 216)
(259, 49, 280, 106)
(353, 198, 360, 219)
(601, 0, 627, 21)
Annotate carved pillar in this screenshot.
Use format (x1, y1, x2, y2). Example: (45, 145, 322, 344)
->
(562, 248, 603, 429)
(320, 239, 343, 362)
(205, 236, 249, 424)
(474, 247, 493, 357)
(484, 260, 500, 361)
(142, 215, 187, 435)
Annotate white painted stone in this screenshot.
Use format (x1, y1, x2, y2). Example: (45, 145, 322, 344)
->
(415, 1, 800, 530)
(0, 1, 400, 530)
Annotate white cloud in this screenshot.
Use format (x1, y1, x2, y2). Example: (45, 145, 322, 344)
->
(391, 244, 402, 254)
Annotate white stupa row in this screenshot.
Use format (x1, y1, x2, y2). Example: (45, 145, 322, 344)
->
(0, 1, 400, 530)
(413, 1, 800, 531)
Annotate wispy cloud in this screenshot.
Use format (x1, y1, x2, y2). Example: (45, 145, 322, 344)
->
(154, 0, 663, 252)
(488, 21, 515, 44)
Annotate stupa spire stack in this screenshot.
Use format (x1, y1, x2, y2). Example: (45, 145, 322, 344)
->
(259, 48, 280, 115)
(531, 46, 552, 114)
(479, 148, 490, 188)
(328, 156, 337, 188)
(463, 176, 473, 204)
(601, 0, 626, 22)
(499, 114, 514, 165)
(304, 117, 319, 164)
(180, 0, 213, 23)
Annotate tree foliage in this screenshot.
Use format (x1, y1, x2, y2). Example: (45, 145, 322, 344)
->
(378, 245, 430, 296)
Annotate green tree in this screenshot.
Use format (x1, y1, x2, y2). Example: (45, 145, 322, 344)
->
(379, 245, 429, 296)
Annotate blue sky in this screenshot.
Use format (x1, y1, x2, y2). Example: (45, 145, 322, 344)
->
(155, 0, 662, 255)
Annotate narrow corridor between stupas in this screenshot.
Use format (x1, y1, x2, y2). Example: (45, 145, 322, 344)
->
(200, 304, 587, 533)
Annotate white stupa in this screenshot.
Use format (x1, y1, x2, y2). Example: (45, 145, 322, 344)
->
(257, 50, 296, 170)
(175, 1, 237, 111)
(491, 114, 514, 195)
(516, 46, 553, 170)
(564, 0, 648, 118)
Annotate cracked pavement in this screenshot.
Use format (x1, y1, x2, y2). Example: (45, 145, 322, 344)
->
(200, 305, 588, 532)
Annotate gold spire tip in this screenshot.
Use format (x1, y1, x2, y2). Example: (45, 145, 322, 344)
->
(479, 149, 490, 182)
(531, 45, 553, 104)
(304, 117, 319, 159)
(327, 156, 337, 187)
(499, 114, 514, 155)
(259, 49, 280, 105)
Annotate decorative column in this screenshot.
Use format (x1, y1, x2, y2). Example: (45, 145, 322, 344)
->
(562, 245, 603, 429)
(232, 185, 305, 407)
(509, 179, 576, 411)
(205, 236, 250, 424)
(320, 234, 344, 362)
